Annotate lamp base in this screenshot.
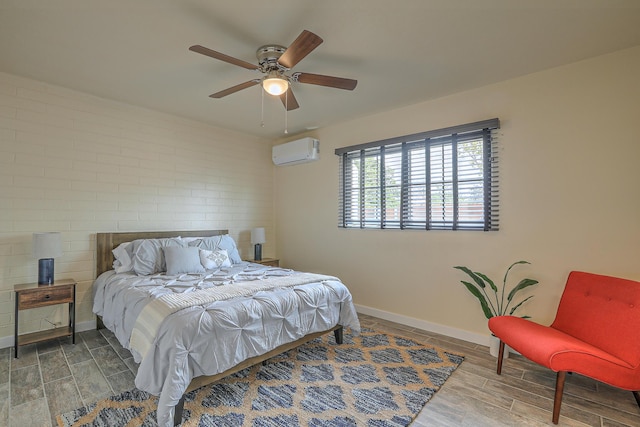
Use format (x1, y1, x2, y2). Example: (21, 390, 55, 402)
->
(38, 258, 55, 285)
(254, 244, 262, 261)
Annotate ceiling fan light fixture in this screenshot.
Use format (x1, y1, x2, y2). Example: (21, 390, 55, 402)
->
(262, 73, 289, 96)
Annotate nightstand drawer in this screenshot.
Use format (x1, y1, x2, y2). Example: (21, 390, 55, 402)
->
(17, 285, 74, 309)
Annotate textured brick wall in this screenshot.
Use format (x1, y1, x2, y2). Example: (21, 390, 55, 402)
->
(0, 72, 274, 344)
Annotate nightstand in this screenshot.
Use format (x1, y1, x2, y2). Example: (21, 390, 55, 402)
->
(248, 258, 280, 267)
(14, 278, 76, 358)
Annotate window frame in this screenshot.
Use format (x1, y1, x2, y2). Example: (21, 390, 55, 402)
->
(335, 118, 500, 231)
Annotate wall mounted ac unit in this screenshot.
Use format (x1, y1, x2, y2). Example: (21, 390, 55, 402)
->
(272, 137, 319, 166)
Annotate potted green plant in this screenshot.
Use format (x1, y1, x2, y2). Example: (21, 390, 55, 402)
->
(454, 260, 539, 357)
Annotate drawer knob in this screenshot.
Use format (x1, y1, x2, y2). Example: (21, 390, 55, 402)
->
(44, 294, 51, 299)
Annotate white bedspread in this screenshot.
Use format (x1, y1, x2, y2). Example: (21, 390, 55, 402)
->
(130, 272, 337, 360)
(92, 262, 360, 427)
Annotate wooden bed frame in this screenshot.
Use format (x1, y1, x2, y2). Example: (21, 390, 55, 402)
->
(95, 230, 343, 426)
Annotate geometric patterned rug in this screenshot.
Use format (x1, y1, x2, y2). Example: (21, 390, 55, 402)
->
(57, 328, 464, 427)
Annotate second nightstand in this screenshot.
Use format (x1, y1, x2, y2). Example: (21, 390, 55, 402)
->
(248, 258, 280, 267)
(14, 278, 76, 358)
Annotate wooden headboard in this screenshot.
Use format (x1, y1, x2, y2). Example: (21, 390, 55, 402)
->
(96, 230, 228, 277)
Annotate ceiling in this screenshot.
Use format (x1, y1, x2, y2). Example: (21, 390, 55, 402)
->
(1, 0, 640, 139)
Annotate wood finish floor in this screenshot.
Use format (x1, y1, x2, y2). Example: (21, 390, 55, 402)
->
(359, 314, 640, 427)
(2, 314, 639, 426)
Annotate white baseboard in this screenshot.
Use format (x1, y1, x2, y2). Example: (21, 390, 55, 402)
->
(0, 319, 97, 350)
(355, 303, 491, 347)
(76, 319, 97, 333)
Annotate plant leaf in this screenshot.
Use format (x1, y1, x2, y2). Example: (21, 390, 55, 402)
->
(475, 272, 498, 293)
(508, 295, 534, 315)
(507, 279, 539, 301)
(460, 280, 494, 319)
(454, 266, 487, 289)
(503, 260, 530, 283)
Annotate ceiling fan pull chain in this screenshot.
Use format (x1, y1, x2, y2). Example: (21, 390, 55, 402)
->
(261, 85, 265, 128)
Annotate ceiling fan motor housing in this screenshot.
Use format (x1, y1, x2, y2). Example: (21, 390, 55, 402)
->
(257, 45, 288, 72)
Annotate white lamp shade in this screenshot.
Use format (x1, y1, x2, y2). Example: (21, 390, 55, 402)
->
(251, 227, 266, 244)
(262, 75, 289, 96)
(262, 79, 289, 96)
(33, 232, 63, 259)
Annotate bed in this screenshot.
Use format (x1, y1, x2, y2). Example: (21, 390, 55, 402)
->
(93, 230, 360, 427)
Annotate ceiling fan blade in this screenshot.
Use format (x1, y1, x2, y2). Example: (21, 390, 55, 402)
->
(279, 87, 300, 111)
(277, 30, 323, 69)
(295, 72, 358, 90)
(210, 80, 260, 98)
(189, 45, 259, 70)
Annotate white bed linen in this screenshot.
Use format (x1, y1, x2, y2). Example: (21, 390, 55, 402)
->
(92, 262, 360, 427)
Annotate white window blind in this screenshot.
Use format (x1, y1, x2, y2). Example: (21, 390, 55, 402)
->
(336, 119, 500, 231)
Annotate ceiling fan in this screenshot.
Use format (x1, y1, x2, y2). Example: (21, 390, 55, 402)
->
(189, 30, 358, 111)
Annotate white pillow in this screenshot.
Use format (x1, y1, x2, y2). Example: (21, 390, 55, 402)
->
(188, 235, 242, 264)
(199, 249, 232, 269)
(132, 237, 185, 275)
(112, 242, 133, 273)
(163, 246, 205, 275)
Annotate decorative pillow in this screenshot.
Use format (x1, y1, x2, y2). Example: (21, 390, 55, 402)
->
(199, 249, 232, 269)
(112, 241, 134, 273)
(188, 234, 242, 264)
(163, 246, 205, 275)
(132, 237, 185, 275)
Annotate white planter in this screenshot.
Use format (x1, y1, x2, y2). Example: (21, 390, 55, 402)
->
(489, 335, 509, 359)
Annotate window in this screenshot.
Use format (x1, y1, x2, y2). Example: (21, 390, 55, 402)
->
(336, 119, 500, 231)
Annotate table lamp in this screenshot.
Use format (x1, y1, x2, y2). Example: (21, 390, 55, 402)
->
(33, 232, 62, 285)
(251, 227, 266, 261)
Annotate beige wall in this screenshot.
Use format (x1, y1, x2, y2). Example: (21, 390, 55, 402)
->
(0, 72, 274, 345)
(274, 45, 640, 344)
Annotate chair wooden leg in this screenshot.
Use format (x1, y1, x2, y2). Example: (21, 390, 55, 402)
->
(633, 391, 640, 409)
(496, 340, 505, 375)
(552, 371, 567, 424)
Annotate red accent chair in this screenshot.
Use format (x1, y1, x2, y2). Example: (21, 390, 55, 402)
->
(488, 271, 640, 424)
